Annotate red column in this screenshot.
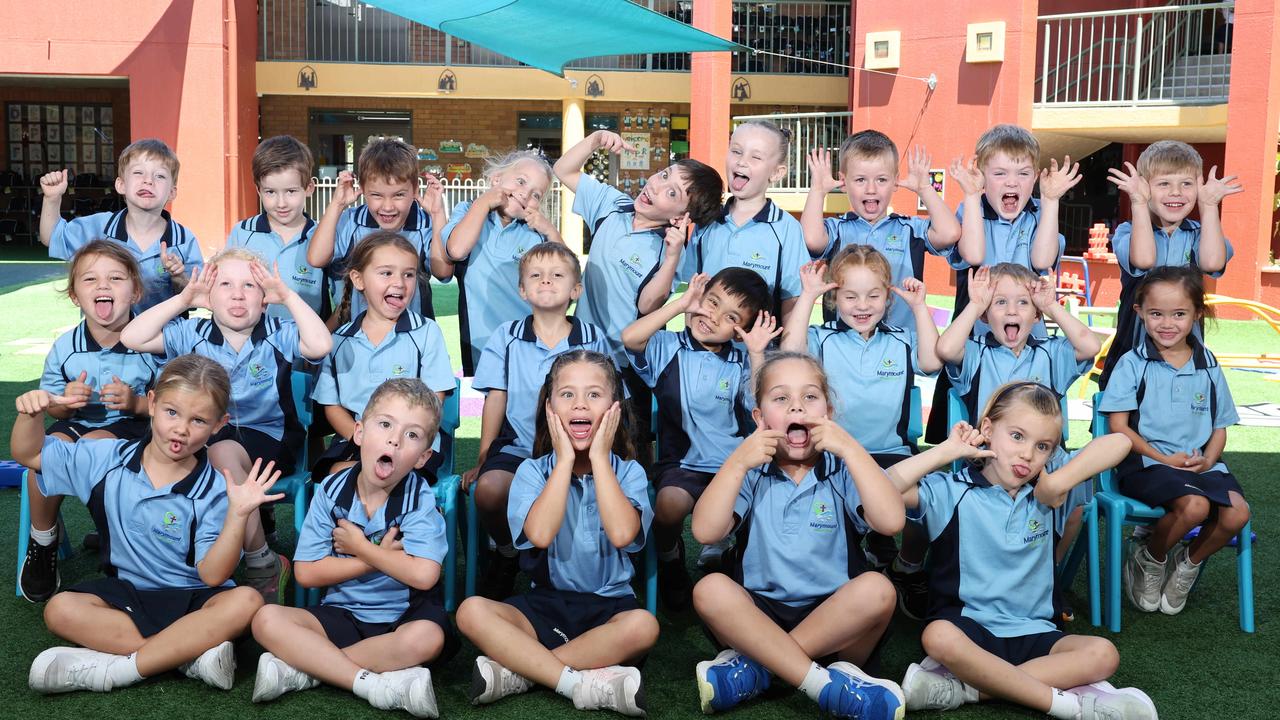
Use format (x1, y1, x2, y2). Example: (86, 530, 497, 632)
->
(690, 0, 732, 179)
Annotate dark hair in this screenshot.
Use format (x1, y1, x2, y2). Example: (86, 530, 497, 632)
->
(357, 138, 419, 186)
(838, 129, 898, 173)
(336, 231, 419, 324)
(253, 135, 314, 185)
(532, 350, 636, 460)
(672, 158, 724, 227)
(1133, 265, 1212, 320)
(518, 241, 582, 284)
(707, 267, 769, 330)
(64, 239, 144, 304)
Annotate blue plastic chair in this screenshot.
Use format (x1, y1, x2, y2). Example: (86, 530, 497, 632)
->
(274, 371, 318, 607)
(1089, 393, 1255, 632)
(14, 470, 75, 597)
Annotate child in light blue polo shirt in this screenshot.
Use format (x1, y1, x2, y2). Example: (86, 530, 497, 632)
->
(800, 129, 961, 329)
(440, 149, 563, 375)
(1098, 140, 1241, 388)
(39, 139, 203, 313)
(250, 379, 455, 717)
(1099, 267, 1249, 618)
(225, 135, 324, 320)
(690, 352, 906, 719)
(887, 382, 1154, 720)
(467, 243, 614, 600)
(681, 120, 808, 319)
(456, 350, 656, 716)
(13, 354, 273, 695)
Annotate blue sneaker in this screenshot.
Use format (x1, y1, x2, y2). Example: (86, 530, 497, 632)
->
(818, 662, 905, 720)
(695, 649, 770, 713)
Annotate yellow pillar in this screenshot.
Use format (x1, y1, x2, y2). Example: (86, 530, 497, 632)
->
(560, 97, 586, 255)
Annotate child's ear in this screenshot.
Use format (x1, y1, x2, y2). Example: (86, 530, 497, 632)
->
(770, 163, 788, 184)
(211, 413, 230, 437)
(304, 178, 316, 198)
(570, 281, 583, 302)
(146, 389, 156, 416)
(351, 419, 364, 447)
(413, 448, 434, 470)
(751, 405, 764, 428)
(978, 417, 993, 442)
(349, 269, 366, 292)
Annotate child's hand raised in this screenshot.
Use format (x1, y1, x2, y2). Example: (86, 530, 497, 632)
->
(546, 410, 577, 461)
(735, 311, 782, 354)
(1029, 275, 1058, 314)
(1198, 166, 1243, 207)
(589, 402, 621, 465)
(523, 203, 556, 238)
(100, 376, 137, 411)
(799, 260, 837, 298)
(967, 266, 994, 310)
(806, 149, 843, 194)
(950, 156, 984, 196)
(180, 264, 217, 308)
(419, 173, 446, 217)
(680, 272, 710, 313)
(730, 426, 785, 469)
(943, 421, 995, 462)
(250, 261, 293, 305)
(663, 214, 690, 259)
(593, 131, 635, 155)
(333, 170, 359, 207)
(39, 169, 69, 199)
(808, 416, 858, 457)
(480, 184, 513, 212)
(1106, 162, 1150, 205)
(891, 277, 928, 309)
(1038, 156, 1082, 201)
(15, 389, 81, 416)
(159, 242, 185, 281)
(61, 370, 94, 410)
(897, 145, 934, 195)
(223, 458, 284, 519)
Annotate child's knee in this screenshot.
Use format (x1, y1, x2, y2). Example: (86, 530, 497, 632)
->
(224, 586, 265, 623)
(455, 596, 490, 634)
(692, 572, 736, 614)
(43, 593, 77, 631)
(615, 610, 660, 652)
(395, 621, 444, 661)
(251, 602, 287, 638)
(1220, 499, 1252, 534)
(1083, 637, 1120, 676)
(1171, 495, 1211, 523)
(653, 487, 693, 525)
(842, 572, 895, 618)
(473, 473, 512, 513)
(920, 620, 965, 664)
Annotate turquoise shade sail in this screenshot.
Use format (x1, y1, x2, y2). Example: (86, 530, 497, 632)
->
(362, 0, 744, 76)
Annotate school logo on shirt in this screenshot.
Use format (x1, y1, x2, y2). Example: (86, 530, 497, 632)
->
(152, 511, 183, 543)
(885, 233, 903, 250)
(391, 364, 407, 376)
(808, 500, 837, 533)
(618, 253, 644, 280)
(513, 245, 528, 260)
(742, 250, 771, 271)
(876, 358, 904, 378)
(247, 362, 272, 386)
(1023, 517, 1049, 548)
(714, 378, 732, 404)
(154, 259, 169, 276)
(1191, 392, 1209, 414)
(293, 264, 318, 286)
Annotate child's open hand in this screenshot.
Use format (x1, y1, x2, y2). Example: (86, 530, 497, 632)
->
(897, 145, 934, 195)
(944, 421, 996, 462)
(39, 169, 69, 199)
(333, 170, 359, 207)
(15, 389, 80, 416)
(1198, 166, 1243, 207)
(735, 311, 782, 354)
(731, 426, 785, 469)
(589, 402, 621, 464)
(159, 242, 185, 281)
(950, 156, 984, 196)
(250, 261, 293, 306)
(419, 173, 445, 217)
(1038, 156, 1082, 201)
(1029, 275, 1058, 314)
(680, 272, 710, 313)
(1106, 162, 1150, 205)
(61, 371, 94, 410)
(546, 410, 577, 461)
(799, 260, 837, 298)
(967, 266, 994, 310)
(100, 376, 137, 412)
(224, 458, 284, 519)
(663, 214, 690, 259)
(806, 149, 843, 194)
(594, 130, 634, 155)
(180, 264, 217, 308)
(891, 277, 927, 309)
(808, 416, 858, 457)
(332, 519, 370, 557)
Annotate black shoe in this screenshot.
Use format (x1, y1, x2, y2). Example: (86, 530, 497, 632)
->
(83, 531, 100, 552)
(478, 551, 520, 600)
(885, 564, 929, 621)
(863, 532, 899, 570)
(20, 535, 60, 603)
(658, 543, 691, 610)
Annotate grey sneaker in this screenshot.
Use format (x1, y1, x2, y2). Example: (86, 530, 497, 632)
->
(697, 538, 732, 570)
(1159, 546, 1202, 615)
(1123, 542, 1164, 612)
(368, 667, 438, 718)
(469, 655, 532, 705)
(244, 552, 291, 604)
(901, 658, 969, 711)
(1074, 681, 1158, 720)
(252, 651, 319, 702)
(29, 647, 122, 694)
(180, 640, 236, 690)
(572, 665, 646, 716)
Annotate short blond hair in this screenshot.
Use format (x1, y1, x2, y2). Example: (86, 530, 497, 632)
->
(364, 378, 442, 445)
(975, 124, 1039, 169)
(1136, 140, 1202, 179)
(837, 129, 898, 174)
(208, 247, 264, 267)
(117, 139, 180, 184)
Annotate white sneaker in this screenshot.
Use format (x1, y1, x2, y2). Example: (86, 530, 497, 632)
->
(469, 655, 532, 705)
(697, 538, 732, 569)
(1073, 681, 1158, 720)
(29, 647, 122, 694)
(901, 659, 969, 711)
(252, 652, 319, 702)
(1123, 542, 1165, 612)
(572, 665, 646, 716)
(368, 667, 439, 718)
(1159, 546, 1202, 615)
(179, 640, 236, 690)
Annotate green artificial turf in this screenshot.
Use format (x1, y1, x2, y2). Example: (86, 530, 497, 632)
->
(0, 276, 1274, 719)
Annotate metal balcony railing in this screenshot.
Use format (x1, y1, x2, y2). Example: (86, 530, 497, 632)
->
(1035, 1, 1233, 107)
(305, 177, 565, 232)
(260, 0, 851, 76)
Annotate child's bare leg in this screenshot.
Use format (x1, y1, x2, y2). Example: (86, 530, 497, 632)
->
(43, 592, 149, 655)
(692, 572, 816, 687)
(473, 469, 516, 544)
(550, 609, 658, 669)
(340, 620, 446, 672)
(1016, 635, 1119, 691)
(921, 619, 1057, 710)
(1056, 506, 1084, 565)
(653, 486, 695, 553)
(1187, 492, 1250, 564)
(253, 603, 365, 688)
(209, 440, 266, 552)
(455, 596, 569, 688)
(1146, 495, 1210, 561)
(790, 572, 895, 666)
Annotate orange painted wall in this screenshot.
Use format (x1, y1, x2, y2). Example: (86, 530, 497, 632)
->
(0, 0, 260, 257)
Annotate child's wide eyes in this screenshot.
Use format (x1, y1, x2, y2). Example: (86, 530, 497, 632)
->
(1036, 442, 1052, 453)
(1011, 431, 1024, 441)
(406, 430, 420, 440)
(379, 420, 391, 429)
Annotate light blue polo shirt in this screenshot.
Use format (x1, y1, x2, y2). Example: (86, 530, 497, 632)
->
(509, 452, 653, 598)
(472, 316, 613, 461)
(732, 452, 872, 607)
(680, 199, 807, 317)
(1098, 335, 1237, 473)
(440, 200, 550, 375)
(629, 329, 753, 473)
(313, 310, 454, 449)
(161, 316, 304, 440)
(37, 434, 230, 591)
(572, 174, 669, 365)
(947, 333, 1089, 423)
(914, 464, 1058, 636)
(48, 208, 204, 313)
(41, 320, 161, 427)
(331, 202, 436, 319)
(809, 320, 932, 457)
(296, 464, 448, 623)
(224, 213, 324, 319)
(818, 213, 940, 329)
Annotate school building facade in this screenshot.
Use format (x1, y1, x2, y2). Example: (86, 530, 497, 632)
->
(0, 0, 1276, 308)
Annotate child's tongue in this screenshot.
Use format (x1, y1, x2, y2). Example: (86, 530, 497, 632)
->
(730, 173, 750, 192)
(1003, 323, 1020, 343)
(94, 299, 114, 321)
(1001, 193, 1019, 213)
(786, 423, 809, 446)
(374, 454, 395, 479)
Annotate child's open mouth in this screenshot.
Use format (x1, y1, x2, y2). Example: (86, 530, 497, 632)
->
(374, 453, 395, 479)
(730, 171, 750, 193)
(785, 422, 810, 448)
(1000, 193, 1020, 214)
(168, 438, 185, 455)
(861, 199, 882, 215)
(636, 189, 652, 207)
(1003, 322, 1022, 344)
(850, 312, 874, 326)
(93, 295, 115, 321)
(568, 417, 594, 441)
(1012, 463, 1030, 479)
(377, 212, 400, 226)
(384, 291, 405, 311)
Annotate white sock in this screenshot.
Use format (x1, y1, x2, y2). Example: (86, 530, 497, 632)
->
(1047, 688, 1081, 719)
(30, 524, 57, 547)
(798, 662, 829, 702)
(555, 666, 580, 699)
(892, 556, 923, 574)
(245, 544, 275, 569)
(351, 668, 379, 700)
(496, 543, 517, 559)
(962, 680, 980, 704)
(108, 653, 144, 687)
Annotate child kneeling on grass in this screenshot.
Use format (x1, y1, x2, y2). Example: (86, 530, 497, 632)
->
(13, 355, 273, 694)
(251, 378, 456, 718)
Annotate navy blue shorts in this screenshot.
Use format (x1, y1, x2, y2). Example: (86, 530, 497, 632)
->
(506, 587, 641, 650)
(1118, 462, 1244, 509)
(478, 448, 526, 476)
(703, 588, 837, 663)
(947, 616, 1064, 666)
(67, 577, 231, 638)
(655, 466, 715, 502)
(210, 424, 295, 476)
(306, 590, 459, 665)
(47, 417, 150, 441)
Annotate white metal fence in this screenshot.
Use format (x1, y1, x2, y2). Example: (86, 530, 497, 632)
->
(1035, 1, 1233, 107)
(731, 111, 852, 192)
(306, 178, 565, 232)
